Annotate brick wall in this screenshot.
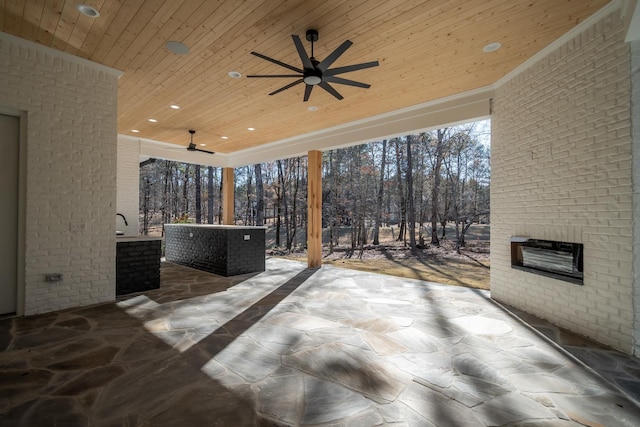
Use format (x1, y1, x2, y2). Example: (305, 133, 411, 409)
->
(117, 135, 140, 236)
(491, 12, 633, 352)
(116, 239, 161, 295)
(632, 39, 640, 355)
(0, 33, 120, 315)
(165, 225, 266, 276)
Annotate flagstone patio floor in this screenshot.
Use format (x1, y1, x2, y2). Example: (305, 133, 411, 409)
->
(2, 257, 640, 426)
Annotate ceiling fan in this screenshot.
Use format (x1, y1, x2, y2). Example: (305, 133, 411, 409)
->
(187, 130, 214, 154)
(247, 29, 379, 102)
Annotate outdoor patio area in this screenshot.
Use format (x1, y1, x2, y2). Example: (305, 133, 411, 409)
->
(2, 258, 640, 426)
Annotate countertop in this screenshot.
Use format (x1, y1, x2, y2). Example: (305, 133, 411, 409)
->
(116, 236, 163, 242)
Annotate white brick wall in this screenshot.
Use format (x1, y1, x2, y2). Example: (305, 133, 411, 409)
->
(491, 12, 634, 352)
(117, 135, 140, 236)
(632, 39, 640, 355)
(0, 33, 120, 315)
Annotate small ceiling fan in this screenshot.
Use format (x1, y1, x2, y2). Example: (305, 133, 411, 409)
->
(247, 29, 379, 102)
(186, 130, 214, 154)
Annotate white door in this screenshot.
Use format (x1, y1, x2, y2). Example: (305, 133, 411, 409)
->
(0, 114, 19, 315)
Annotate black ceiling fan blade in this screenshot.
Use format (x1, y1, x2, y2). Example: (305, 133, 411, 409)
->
(292, 35, 314, 70)
(250, 51, 303, 73)
(195, 147, 214, 154)
(324, 61, 380, 76)
(187, 143, 214, 154)
(319, 81, 344, 100)
(303, 84, 313, 102)
(317, 39, 353, 71)
(323, 75, 371, 89)
(268, 79, 304, 96)
(247, 74, 301, 78)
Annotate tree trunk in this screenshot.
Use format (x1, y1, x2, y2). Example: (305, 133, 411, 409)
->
(395, 139, 406, 244)
(195, 165, 202, 223)
(287, 158, 300, 249)
(217, 168, 223, 224)
(431, 129, 446, 246)
(207, 166, 214, 224)
(373, 139, 386, 245)
(182, 164, 190, 220)
(245, 167, 253, 225)
(254, 163, 264, 226)
(142, 177, 151, 235)
(328, 151, 335, 254)
(406, 135, 417, 252)
(277, 160, 290, 249)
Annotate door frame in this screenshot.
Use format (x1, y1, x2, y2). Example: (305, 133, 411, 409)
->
(1, 106, 27, 316)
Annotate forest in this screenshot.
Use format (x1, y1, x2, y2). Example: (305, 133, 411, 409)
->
(139, 122, 490, 255)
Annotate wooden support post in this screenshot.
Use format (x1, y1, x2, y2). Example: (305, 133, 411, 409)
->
(222, 167, 234, 225)
(307, 150, 322, 269)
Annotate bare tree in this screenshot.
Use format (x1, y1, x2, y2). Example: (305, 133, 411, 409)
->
(373, 140, 387, 245)
(207, 166, 214, 224)
(195, 164, 202, 223)
(406, 135, 417, 252)
(254, 163, 264, 226)
(430, 128, 447, 246)
(394, 139, 407, 244)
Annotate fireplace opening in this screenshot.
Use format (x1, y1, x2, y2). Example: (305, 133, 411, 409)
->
(511, 237, 583, 285)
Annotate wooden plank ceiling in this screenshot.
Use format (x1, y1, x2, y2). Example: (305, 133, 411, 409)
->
(1, 0, 610, 153)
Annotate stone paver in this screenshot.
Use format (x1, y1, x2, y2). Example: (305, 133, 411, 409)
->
(1, 258, 640, 426)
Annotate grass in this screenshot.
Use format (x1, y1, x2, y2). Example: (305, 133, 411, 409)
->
(324, 256, 489, 290)
(272, 224, 491, 291)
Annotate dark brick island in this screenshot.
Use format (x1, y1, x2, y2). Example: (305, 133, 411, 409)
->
(116, 236, 162, 296)
(164, 224, 266, 276)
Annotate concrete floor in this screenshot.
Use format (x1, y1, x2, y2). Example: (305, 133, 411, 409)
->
(1, 258, 640, 426)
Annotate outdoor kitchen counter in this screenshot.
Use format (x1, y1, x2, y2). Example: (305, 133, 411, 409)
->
(116, 236, 162, 295)
(164, 224, 266, 276)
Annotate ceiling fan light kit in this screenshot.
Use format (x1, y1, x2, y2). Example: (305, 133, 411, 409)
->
(247, 29, 379, 102)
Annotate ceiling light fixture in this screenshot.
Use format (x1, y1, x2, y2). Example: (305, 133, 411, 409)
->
(148, 118, 158, 123)
(221, 136, 229, 140)
(170, 104, 180, 109)
(76, 4, 100, 18)
(248, 127, 255, 131)
(131, 129, 140, 133)
(308, 106, 318, 111)
(483, 42, 502, 53)
(228, 71, 242, 79)
(166, 41, 190, 55)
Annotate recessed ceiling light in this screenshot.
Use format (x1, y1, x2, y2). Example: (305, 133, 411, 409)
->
(131, 129, 140, 133)
(308, 106, 318, 111)
(148, 118, 158, 123)
(76, 4, 100, 18)
(166, 41, 190, 55)
(248, 127, 255, 131)
(199, 143, 206, 147)
(228, 71, 242, 79)
(483, 42, 502, 53)
(170, 104, 180, 109)
(221, 136, 228, 140)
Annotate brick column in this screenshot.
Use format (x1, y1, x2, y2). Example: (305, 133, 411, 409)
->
(307, 150, 322, 269)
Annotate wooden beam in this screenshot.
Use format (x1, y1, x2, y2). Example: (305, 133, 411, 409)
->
(222, 167, 234, 225)
(307, 150, 322, 269)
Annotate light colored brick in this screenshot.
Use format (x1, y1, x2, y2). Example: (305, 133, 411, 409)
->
(492, 11, 634, 353)
(0, 33, 118, 316)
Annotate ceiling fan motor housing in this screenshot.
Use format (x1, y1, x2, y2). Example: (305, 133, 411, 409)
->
(306, 29, 318, 42)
